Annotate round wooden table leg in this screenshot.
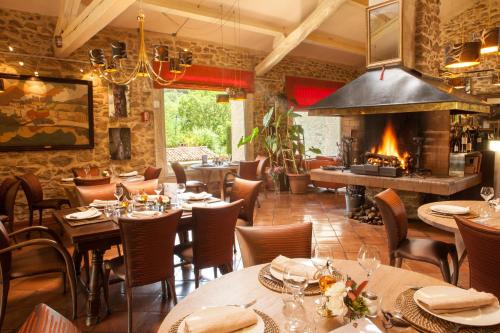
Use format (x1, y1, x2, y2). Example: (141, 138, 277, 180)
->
(86, 249, 105, 326)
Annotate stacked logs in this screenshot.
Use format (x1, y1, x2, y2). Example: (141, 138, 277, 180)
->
(351, 200, 383, 225)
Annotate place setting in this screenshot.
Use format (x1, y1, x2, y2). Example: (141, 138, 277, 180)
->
(63, 207, 109, 227)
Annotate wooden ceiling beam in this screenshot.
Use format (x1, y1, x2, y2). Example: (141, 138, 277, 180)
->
(305, 31, 365, 55)
(54, 0, 81, 38)
(54, 0, 135, 58)
(255, 0, 348, 76)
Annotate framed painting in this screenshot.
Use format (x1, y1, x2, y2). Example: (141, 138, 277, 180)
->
(109, 127, 131, 160)
(0, 73, 93, 151)
(108, 84, 130, 118)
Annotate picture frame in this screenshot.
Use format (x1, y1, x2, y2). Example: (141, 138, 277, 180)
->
(0, 73, 94, 151)
(109, 127, 131, 160)
(366, 0, 403, 68)
(108, 83, 130, 118)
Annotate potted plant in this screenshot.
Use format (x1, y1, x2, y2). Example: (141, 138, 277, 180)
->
(238, 99, 320, 194)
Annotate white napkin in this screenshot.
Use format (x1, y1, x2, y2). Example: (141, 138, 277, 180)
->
(328, 317, 382, 332)
(129, 211, 160, 218)
(66, 208, 100, 220)
(184, 306, 258, 333)
(419, 288, 499, 314)
(119, 171, 138, 177)
(92, 199, 118, 205)
(270, 255, 317, 280)
(181, 191, 211, 200)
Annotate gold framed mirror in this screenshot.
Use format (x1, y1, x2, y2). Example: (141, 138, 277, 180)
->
(367, 0, 402, 68)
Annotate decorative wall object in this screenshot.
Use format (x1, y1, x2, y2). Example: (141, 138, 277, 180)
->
(108, 84, 130, 118)
(109, 127, 131, 160)
(0, 73, 93, 151)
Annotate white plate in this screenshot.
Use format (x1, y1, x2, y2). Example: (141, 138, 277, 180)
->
(269, 258, 319, 284)
(179, 192, 212, 201)
(89, 200, 118, 208)
(414, 286, 500, 326)
(430, 204, 470, 215)
(177, 306, 264, 333)
(65, 211, 102, 220)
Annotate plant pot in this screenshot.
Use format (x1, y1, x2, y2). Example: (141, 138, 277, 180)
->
(287, 173, 310, 194)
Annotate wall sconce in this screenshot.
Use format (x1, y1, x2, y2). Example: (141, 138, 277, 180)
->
(480, 27, 500, 54)
(444, 42, 481, 69)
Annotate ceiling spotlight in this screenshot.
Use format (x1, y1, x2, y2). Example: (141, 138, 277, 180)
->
(18, 61, 24, 66)
(79, 68, 84, 73)
(8, 45, 13, 52)
(34, 71, 39, 77)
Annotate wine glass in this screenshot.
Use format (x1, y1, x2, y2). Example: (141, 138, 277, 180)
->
(357, 245, 381, 281)
(480, 187, 495, 218)
(283, 262, 309, 299)
(83, 165, 90, 178)
(114, 185, 124, 202)
(312, 244, 333, 271)
(154, 183, 163, 196)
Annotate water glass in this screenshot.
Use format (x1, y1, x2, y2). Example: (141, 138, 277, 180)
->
(283, 298, 309, 333)
(126, 199, 134, 214)
(104, 204, 114, 218)
(357, 245, 381, 281)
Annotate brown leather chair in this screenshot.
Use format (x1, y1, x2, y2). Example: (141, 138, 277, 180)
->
(76, 183, 117, 206)
(375, 189, 458, 284)
(17, 174, 70, 227)
(175, 200, 243, 288)
(230, 178, 262, 226)
(0, 223, 77, 330)
(18, 303, 80, 333)
(170, 162, 206, 192)
(224, 160, 260, 196)
(103, 210, 182, 333)
(122, 179, 159, 197)
(0, 178, 20, 233)
(144, 166, 162, 180)
(236, 223, 312, 267)
(455, 216, 500, 298)
(72, 166, 100, 178)
(73, 176, 111, 186)
(255, 155, 269, 182)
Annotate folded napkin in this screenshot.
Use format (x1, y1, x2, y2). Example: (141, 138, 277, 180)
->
(92, 199, 118, 205)
(182, 191, 211, 200)
(419, 288, 499, 314)
(119, 171, 138, 177)
(184, 306, 258, 333)
(66, 208, 100, 220)
(129, 211, 160, 218)
(270, 255, 317, 280)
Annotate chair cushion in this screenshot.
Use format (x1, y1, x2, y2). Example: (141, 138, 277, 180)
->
(33, 198, 70, 210)
(395, 238, 454, 266)
(11, 245, 65, 278)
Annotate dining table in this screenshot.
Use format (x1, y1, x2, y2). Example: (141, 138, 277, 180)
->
(417, 200, 500, 269)
(190, 163, 238, 199)
(157, 260, 451, 333)
(52, 199, 225, 327)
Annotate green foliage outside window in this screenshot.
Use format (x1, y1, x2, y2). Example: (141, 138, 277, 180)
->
(164, 89, 231, 154)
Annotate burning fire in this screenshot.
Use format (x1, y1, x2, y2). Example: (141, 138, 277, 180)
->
(370, 121, 410, 169)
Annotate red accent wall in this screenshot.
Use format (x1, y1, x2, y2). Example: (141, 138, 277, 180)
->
(285, 76, 344, 108)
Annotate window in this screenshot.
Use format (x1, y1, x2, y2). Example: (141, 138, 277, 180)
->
(164, 89, 232, 167)
(295, 112, 341, 157)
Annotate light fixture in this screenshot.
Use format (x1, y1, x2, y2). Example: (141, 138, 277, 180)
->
(444, 41, 481, 69)
(492, 72, 500, 86)
(79, 68, 84, 73)
(490, 140, 500, 152)
(8, 45, 13, 52)
(0, 79, 4, 92)
(448, 77, 466, 89)
(88, 13, 192, 85)
(18, 61, 24, 66)
(480, 27, 500, 54)
(34, 71, 39, 77)
(228, 88, 247, 100)
(216, 93, 230, 104)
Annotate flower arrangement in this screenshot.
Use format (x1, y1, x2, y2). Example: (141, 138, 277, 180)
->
(323, 276, 369, 320)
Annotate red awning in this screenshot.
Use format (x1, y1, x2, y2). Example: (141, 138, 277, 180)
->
(285, 76, 344, 108)
(153, 63, 254, 92)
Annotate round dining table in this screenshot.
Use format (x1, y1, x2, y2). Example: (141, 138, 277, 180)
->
(190, 163, 238, 198)
(417, 200, 500, 268)
(158, 259, 447, 333)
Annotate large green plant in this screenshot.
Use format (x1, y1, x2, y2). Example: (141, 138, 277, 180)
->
(238, 104, 320, 174)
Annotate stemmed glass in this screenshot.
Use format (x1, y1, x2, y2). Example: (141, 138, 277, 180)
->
(83, 165, 90, 178)
(114, 186, 124, 202)
(154, 183, 163, 196)
(357, 245, 381, 282)
(282, 262, 309, 332)
(480, 187, 495, 218)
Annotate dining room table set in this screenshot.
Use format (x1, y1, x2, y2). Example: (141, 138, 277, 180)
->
(52, 186, 227, 326)
(159, 244, 500, 333)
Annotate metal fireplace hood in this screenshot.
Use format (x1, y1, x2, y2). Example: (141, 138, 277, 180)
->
(307, 67, 490, 116)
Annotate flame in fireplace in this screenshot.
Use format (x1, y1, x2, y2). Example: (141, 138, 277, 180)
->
(370, 121, 410, 169)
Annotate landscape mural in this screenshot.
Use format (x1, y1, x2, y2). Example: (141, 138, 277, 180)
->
(0, 74, 93, 151)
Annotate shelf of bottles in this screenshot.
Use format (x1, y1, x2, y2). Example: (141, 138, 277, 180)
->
(450, 114, 497, 154)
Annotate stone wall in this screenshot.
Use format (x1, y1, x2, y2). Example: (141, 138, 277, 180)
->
(0, 8, 360, 221)
(414, 0, 442, 76)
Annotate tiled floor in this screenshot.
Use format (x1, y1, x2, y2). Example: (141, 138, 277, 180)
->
(2, 189, 469, 332)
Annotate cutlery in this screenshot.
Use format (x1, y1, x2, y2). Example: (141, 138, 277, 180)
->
(227, 299, 257, 308)
(262, 274, 281, 284)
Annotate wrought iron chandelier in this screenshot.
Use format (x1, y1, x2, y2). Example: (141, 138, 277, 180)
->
(88, 13, 192, 86)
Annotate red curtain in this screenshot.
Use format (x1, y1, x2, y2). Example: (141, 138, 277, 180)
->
(153, 63, 254, 92)
(285, 76, 344, 108)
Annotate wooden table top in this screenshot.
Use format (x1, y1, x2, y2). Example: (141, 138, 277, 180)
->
(418, 200, 500, 233)
(190, 163, 238, 171)
(157, 260, 447, 333)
